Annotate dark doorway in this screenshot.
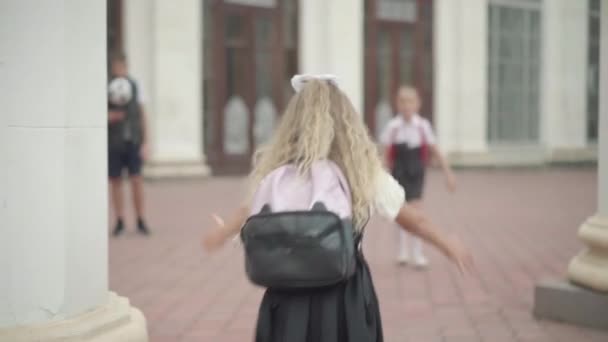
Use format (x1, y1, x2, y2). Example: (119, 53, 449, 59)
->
(364, 0, 434, 139)
(107, 0, 123, 57)
(587, 0, 601, 142)
(203, 0, 299, 175)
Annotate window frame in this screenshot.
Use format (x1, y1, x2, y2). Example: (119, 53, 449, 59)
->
(487, 0, 542, 144)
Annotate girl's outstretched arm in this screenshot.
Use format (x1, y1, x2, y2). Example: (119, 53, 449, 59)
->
(430, 145, 456, 192)
(202, 206, 249, 252)
(394, 205, 474, 275)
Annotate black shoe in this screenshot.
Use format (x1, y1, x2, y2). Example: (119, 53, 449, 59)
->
(113, 219, 125, 237)
(137, 218, 150, 236)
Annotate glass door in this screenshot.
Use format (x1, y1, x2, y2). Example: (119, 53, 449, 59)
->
(364, 0, 434, 139)
(205, 0, 297, 174)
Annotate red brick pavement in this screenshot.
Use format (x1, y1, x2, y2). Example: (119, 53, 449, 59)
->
(109, 168, 608, 342)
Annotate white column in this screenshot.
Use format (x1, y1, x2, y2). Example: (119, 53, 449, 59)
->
(300, 0, 328, 74)
(299, 0, 364, 113)
(0, 1, 147, 340)
(568, 2, 608, 292)
(125, 0, 210, 178)
(327, 0, 364, 114)
(541, 0, 588, 155)
(124, 0, 155, 123)
(434, 0, 488, 159)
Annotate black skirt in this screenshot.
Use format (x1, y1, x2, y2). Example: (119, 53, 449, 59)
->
(391, 144, 426, 201)
(255, 253, 383, 342)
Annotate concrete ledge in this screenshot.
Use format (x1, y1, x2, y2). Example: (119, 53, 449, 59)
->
(534, 279, 608, 331)
(549, 146, 597, 164)
(447, 146, 597, 167)
(449, 146, 547, 167)
(143, 160, 211, 179)
(0, 292, 148, 342)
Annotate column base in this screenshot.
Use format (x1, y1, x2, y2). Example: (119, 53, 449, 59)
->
(143, 160, 211, 179)
(533, 215, 608, 331)
(534, 279, 608, 331)
(568, 215, 608, 292)
(448, 146, 546, 167)
(0, 292, 148, 342)
(549, 147, 598, 164)
(447, 146, 597, 167)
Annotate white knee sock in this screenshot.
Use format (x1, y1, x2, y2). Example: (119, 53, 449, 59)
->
(411, 235, 424, 258)
(398, 229, 409, 256)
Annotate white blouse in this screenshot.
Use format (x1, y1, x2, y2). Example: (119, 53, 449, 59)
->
(373, 170, 406, 220)
(379, 114, 436, 148)
(243, 166, 406, 222)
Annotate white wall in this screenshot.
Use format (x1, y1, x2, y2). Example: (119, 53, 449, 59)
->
(0, 0, 107, 327)
(541, 0, 588, 149)
(300, 0, 364, 113)
(434, 0, 488, 155)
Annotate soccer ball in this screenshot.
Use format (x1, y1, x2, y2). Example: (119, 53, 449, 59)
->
(108, 77, 133, 106)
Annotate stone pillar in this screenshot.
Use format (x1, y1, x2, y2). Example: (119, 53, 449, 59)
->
(541, 0, 590, 161)
(534, 3, 608, 331)
(124, 0, 154, 125)
(299, 0, 364, 113)
(0, 1, 147, 340)
(125, 0, 210, 178)
(567, 1, 608, 291)
(434, 0, 488, 162)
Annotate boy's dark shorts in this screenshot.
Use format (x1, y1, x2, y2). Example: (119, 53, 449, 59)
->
(108, 142, 142, 178)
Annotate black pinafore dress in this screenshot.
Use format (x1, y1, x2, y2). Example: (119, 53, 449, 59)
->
(255, 234, 383, 342)
(391, 144, 425, 201)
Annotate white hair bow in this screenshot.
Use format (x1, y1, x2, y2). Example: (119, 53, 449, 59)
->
(291, 74, 340, 93)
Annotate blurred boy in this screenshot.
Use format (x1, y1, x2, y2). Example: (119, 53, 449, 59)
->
(108, 52, 150, 236)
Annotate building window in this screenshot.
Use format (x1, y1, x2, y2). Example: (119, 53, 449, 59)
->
(377, 0, 417, 23)
(487, 0, 541, 143)
(225, 0, 276, 7)
(587, 0, 601, 142)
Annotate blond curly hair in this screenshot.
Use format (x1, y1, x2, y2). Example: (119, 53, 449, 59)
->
(249, 79, 382, 228)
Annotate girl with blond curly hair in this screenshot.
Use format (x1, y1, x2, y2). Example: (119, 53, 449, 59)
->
(203, 75, 473, 342)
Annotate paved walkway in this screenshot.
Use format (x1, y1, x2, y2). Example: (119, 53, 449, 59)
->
(109, 168, 608, 342)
